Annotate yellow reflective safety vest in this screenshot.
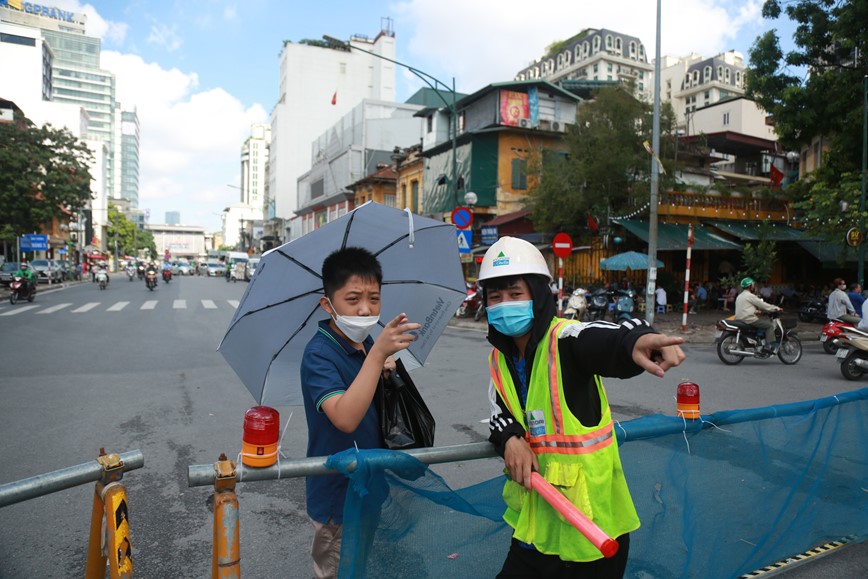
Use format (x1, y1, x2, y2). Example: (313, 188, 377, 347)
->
(489, 318, 640, 562)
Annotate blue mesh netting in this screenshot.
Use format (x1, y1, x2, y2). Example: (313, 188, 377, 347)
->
(329, 388, 868, 578)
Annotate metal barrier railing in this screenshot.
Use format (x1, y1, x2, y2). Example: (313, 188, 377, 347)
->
(0, 449, 143, 578)
(188, 442, 498, 577)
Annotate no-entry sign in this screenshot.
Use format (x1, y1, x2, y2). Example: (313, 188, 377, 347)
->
(552, 232, 573, 258)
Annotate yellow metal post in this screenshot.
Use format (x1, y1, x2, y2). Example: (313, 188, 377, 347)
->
(212, 453, 240, 579)
(85, 449, 132, 579)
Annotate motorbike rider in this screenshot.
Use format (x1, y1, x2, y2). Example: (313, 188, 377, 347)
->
(827, 277, 860, 324)
(14, 263, 35, 294)
(735, 277, 782, 350)
(144, 261, 158, 282)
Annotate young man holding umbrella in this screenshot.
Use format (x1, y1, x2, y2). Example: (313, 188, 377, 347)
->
(479, 237, 685, 578)
(301, 247, 421, 579)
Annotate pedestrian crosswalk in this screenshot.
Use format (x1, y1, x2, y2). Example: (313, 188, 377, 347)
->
(0, 299, 241, 316)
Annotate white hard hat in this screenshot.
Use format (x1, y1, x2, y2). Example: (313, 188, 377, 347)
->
(478, 236, 552, 282)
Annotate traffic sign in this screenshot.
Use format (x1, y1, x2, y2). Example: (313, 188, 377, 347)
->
(19, 234, 48, 251)
(481, 225, 498, 246)
(846, 227, 862, 247)
(451, 206, 473, 229)
(456, 229, 472, 253)
(552, 232, 573, 258)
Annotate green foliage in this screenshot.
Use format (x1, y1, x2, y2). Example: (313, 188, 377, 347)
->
(0, 116, 93, 236)
(747, 0, 868, 171)
(106, 204, 156, 258)
(527, 85, 675, 237)
(742, 237, 777, 283)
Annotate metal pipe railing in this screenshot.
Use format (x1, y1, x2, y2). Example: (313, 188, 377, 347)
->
(0, 449, 144, 508)
(188, 442, 498, 487)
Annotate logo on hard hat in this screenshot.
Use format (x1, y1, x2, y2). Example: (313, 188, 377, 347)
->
(492, 251, 509, 267)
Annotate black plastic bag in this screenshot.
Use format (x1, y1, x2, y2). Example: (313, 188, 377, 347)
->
(378, 358, 435, 450)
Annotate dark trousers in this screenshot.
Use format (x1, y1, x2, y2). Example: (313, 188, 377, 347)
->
(496, 534, 630, 579)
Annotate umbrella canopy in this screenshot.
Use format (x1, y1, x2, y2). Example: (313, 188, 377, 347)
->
(600, 251, 664, 271)
(218, 202, 466, 406)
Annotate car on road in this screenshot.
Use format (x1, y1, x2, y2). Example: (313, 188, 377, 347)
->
(0, 262, 19, 286)
(245, 258, 260, 281)
(29, 259, 62, 283)
(177, 262, 194, 275)
(206, 261, 224, 277)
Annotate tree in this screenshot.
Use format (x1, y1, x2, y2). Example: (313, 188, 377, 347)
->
(527, 85, 675, 236)
(746, 0, 868, 245)
(0, 114, 93, 237)
(106, 204, 156, 258)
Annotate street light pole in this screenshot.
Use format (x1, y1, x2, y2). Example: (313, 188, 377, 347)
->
(645, 0, 662, 326)
(860, 74, 867, 288)
(323, 35, 460, 211)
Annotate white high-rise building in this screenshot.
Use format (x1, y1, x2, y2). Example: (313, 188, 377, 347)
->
(268, 22, 396, 241)
(240, 123, 271, 217)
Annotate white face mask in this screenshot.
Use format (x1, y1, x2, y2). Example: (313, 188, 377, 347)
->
(327, 298, 380, 343)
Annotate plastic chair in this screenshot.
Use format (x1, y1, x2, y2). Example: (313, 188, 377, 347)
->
(656, 305, 666, 314)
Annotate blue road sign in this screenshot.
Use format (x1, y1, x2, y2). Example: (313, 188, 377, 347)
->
(456, 229, 472, 253)
(481, 225, 498, 246)
(20, 234, 49, 251)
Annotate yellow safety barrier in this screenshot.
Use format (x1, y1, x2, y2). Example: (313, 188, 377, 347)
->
(212, 454, 240, 579)
(85, 449, 133, 578)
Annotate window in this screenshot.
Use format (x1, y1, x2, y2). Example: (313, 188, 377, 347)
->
(1, 33, 36, 46)
(401, 184, 407, 207)
(615, 38, 622, 51)
(704, 90, 710, 100)
(511, 159, 528, 190)
(606, 35, 612, 48)
(575, 45, 582, 61)
(593, 63, 599, 73)
(384, 194, 396, 207)
(426, 115, 433, 133)
(607, 63, 613, 72)
(717, 66, 723, 80)
(735, 71, 740, 86)
(629, 41, 636, 56)
(411, 180, 419, 212)
(583, 41, 590, 57)
(593, 36, 600, 52)
(726, 68, 731, 83)
(704, 66, 711, 81)
(723, 112, 730, 126)
(692, 70, 699, 84)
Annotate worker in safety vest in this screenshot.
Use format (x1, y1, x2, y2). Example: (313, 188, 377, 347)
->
(479, 237, 685, 578)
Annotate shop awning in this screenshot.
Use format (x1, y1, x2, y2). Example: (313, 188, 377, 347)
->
(614, 220, 742, 251)
(703, 221, 815, 242)
(797, 241, 859, 265)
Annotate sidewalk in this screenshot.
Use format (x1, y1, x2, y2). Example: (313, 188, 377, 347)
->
(450, 306, 824, 345)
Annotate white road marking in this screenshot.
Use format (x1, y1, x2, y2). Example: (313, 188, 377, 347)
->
(107, 301, 129, 312)
(201, 299, 217, 309)
(72, 302, 100, 313)
(0, 305, 40, 316)
(228, 300, 239, 309)
(36, 303, 72, 314)
(141, 300, 158, 310)
(173, 300, 187, 309)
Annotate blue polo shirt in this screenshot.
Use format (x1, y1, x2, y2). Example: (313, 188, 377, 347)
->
(301, 318, 383, 524)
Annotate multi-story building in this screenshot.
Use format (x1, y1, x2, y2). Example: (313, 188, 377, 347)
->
(515, 28, 652, 101)
(240, 123, 270, 218)
(293, 98, 425, 237)
(114, 107, 140, 206)
(268, 22, 397, 242)
(659, 50, 747, 130)
(145, 223, 207, 261)
(165, 211, 180, 226)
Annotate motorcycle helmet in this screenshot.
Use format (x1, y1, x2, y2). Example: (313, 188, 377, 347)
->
(478, 237, 552, 283)
(740, 277, 755, 289)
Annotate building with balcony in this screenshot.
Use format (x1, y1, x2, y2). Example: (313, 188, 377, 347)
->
(515, 28, 652, 100)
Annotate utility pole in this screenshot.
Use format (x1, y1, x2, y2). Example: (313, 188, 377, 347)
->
(645, 0, 662, 325)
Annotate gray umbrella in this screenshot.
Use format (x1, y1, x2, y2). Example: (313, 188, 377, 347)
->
(218, 202, 467, 406)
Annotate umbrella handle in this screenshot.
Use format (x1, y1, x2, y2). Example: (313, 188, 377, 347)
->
(403, 208, 415, 248)
(530, 472, 619, 558)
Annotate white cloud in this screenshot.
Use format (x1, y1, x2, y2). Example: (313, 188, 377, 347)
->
(48, 0, 128, 46)
(396, 0, 768, 94)
(147, 22, 183, 52)
(101, 51, 267, 230)
(224, 6, 237, 20)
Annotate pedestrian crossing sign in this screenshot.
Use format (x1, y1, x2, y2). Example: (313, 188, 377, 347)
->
(456, 229, 472, 253)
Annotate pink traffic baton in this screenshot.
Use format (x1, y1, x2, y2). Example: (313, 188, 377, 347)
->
(530, 472, 619, 558)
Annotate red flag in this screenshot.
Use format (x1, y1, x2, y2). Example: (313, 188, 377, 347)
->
(587, 214, 599, 233)
(331, 91, 337, 106)
(770, 164, 784, 189)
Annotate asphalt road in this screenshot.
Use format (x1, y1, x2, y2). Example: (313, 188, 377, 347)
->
(0, 277, 864, 577)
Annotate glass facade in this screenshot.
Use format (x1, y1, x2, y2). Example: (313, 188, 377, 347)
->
(119, 110, 140, 207)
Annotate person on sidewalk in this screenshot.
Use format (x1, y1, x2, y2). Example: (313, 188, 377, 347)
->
(735, 277, 782, 350)
(827, 277, 860, 324)
(846, 282, 864, 317)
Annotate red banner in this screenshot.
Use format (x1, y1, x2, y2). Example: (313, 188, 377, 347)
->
(500, 90, 529, 126)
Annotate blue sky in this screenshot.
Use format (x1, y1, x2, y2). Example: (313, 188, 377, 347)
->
(49, 1, 797, 232)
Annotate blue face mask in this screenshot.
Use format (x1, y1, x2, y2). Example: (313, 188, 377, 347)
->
(487, 300, 534, 337)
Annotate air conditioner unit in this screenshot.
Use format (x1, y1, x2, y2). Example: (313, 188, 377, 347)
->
(518, 118, 532, 128)
(551, 121, 566, 133)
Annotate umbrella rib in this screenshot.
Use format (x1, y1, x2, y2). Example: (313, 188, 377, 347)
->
(369, 223, 453, 257)
(261, 303, 323, 403)
(222, 288, 323, 338)
(271, 250, 325, 280)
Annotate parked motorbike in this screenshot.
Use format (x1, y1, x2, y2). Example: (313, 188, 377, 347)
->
(96, 269, 108, 290)
(145, 270, 158, 291)
(563, 288, 588, 321)
(798, 297, 827, 324)
(587, 288, 610, 321)
(836, 325, 868, 380)
(820, 318, 854, 355)
(456, 282, 485, 321)
(613, 289, 636, 324)
(162, 269, 172, 283)
(9, 276, 36, 304)
(715, 311, 802, 365)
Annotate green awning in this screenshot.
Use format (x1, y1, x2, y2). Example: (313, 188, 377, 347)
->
(614, 220, 742, 251)
(703, 221, 815, 242)
(797, 241, 859, 265)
